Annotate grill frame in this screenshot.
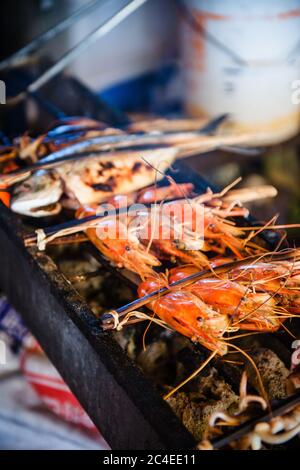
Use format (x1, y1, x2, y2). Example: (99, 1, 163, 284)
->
(0, 202, 196, 449)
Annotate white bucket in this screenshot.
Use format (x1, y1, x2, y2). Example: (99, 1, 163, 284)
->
(180, 0, 300, 144)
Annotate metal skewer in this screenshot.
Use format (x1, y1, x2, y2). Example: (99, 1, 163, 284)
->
(5, 0, 149, 106)
(24, 204, 139, 245)
(100, 249, 300, 328)
(0, 0, 104, 72)
(210, 390, 300, 450)
(23, 180, 283, 246)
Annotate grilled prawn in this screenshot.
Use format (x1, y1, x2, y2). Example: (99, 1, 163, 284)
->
(133, 254, 299, 355)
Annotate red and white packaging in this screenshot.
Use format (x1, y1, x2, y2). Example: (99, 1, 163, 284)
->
(20, 341, 97, 433)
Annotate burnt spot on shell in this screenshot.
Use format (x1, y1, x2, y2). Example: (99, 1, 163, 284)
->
(107, 176, 116, 187)
(132, 162, 142, 173)
(101, 162, 115, 170)
(92, 175, 117, 192)
(91, 183, 113, 192)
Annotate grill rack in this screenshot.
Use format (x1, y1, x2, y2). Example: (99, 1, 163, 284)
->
(0, 64, 299, 450)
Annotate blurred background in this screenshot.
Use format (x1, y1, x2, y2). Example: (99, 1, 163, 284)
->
(1, 0, 299, 217)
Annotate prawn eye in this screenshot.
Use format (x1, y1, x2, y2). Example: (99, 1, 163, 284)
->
(125, 245, 131, 251)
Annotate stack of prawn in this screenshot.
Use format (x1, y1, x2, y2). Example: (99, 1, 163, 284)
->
(22, 167, 299, 366)
(69, 180, 300, 364)
(3, 116, 300, 398)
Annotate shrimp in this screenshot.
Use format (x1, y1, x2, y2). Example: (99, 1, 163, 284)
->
(76, 197, 211, 272)
(160, 197, 253, 259)
(137, 275, 229, 355)
(76, 206, 160, 280)
(105, 252, 300, 400)
(136, 182, 195, 204)
(138, 267, 281, 354)
(134, 187, 259, 267)
(188, 278, 280, 332)
(166, 254, 300, 333)
(72, 181, 276, 275)
(106, 183, 195, 209)
(226, 259, 300, 314)
(131, 256, 299, 354)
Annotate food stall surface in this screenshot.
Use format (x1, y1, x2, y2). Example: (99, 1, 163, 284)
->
(0, 355, 109, 450)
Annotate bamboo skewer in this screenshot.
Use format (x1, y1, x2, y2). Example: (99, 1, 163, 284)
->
(23, 183, 278, 247)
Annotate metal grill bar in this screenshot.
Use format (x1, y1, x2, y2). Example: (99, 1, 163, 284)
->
(0, 0, 104, 71)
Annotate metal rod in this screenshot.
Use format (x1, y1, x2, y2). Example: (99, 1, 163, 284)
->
(5, 0, 148, 105)
(23, 169, 243, 243)
(210, 390, 300, 450)
(0, 0, 104, 71)
(101, 248, 299, 327)
(100, 260, 252, 325)
(29, 91, 67, 119)
(220, 145, 264, 156)
(24, 202, 153, 244)
(26, 233, 89, 247)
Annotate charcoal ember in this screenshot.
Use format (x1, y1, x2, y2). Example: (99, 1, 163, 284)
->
(166, 368, 238, 440)
(136, 340, 169, 384)
(114, 328, 137, 361)
(100, 275, 134, 309)
(246, 348, 289, 399)
(58, 257, 107, 315)
(56, 248, 134, 315)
